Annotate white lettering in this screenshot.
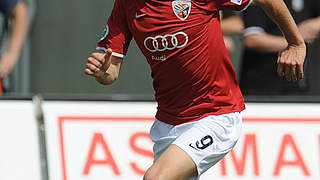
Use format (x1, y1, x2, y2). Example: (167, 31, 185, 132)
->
(152, 55, 166, 61)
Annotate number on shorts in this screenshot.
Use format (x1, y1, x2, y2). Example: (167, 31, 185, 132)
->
(189, 135, 213, 150)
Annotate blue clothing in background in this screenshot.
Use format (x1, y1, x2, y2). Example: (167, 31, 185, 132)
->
(0, 0, 18, 14)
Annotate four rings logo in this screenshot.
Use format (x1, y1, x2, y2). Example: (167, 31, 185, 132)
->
(144, 32, 189, 52)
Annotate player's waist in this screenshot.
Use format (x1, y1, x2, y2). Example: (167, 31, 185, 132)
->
(155, 106, 245, 126)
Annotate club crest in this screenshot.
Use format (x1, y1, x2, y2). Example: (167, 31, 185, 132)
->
(230, 0, 242, 5)
(172, 0, 191, 21)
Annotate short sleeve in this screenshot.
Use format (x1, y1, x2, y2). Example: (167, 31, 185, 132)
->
(96, 0, 132, 58)
(242, 5, 268, 37)
(0, 0, 18, 14)
(210, 0, 253, 11)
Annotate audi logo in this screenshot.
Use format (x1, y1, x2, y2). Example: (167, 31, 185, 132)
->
(144, 32, 188, 52)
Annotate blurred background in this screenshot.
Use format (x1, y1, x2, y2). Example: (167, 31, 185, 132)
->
(5, 0, 154, 98)
(2, 0, 320, 99)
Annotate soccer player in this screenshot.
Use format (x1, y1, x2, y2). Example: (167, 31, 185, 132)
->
(85, 0, 306, 179)
(0, 0, 29, 95)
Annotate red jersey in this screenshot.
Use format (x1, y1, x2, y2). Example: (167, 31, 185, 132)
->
(97, 0, 252, 125)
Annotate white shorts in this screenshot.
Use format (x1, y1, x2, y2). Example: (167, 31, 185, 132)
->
(149, 112, 242, 180)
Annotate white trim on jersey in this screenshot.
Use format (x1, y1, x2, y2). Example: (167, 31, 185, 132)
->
(96, 47, 125, 58)
(243, 26, 266, 37)
(96, 46, 107, 53)
(111, 52, 125, 58)
(241, 0, 254, 12)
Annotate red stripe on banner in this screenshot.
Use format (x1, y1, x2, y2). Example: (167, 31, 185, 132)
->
(58, 117, 67, 180)
(58, 116, 154, 121)
(243, 118, 320, 123)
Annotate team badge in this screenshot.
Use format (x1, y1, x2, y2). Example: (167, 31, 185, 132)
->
(231, 0, 242, 5)
(172, 0, 191, 21)
(100, 25, 109, 40)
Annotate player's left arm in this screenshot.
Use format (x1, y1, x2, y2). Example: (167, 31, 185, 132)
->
(253, 0, 306, 82)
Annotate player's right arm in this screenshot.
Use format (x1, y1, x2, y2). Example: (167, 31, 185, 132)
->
(85, 0, 131, 85)
(85, 49, 123, 85)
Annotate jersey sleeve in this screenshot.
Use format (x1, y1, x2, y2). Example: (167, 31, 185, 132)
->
(209, 0, 253, 11)
(0, 0, 18, 14)
(96, 0, 132, 58)
(242, 5, 268, 37)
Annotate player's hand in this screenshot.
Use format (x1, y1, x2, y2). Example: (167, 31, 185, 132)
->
(85, 49, 112, 78)
(277, 43, 306, 82)
(298, 18, 320, 44)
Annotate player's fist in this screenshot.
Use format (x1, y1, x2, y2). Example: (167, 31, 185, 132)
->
(85, 49, 112, 78)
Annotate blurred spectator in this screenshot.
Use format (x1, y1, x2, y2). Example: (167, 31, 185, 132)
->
(221, 11, 244, 78)
(0, 0, 28, 95)
(240, 0, 320, 95)
(221, 11, 244, 53)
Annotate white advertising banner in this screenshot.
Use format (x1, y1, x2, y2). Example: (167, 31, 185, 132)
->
(0, 101, 41, 180)
(43, 101, 320, 180)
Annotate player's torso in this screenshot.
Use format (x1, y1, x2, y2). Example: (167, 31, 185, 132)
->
(116, 0, 244, 124)
(122, 0, 219, 66)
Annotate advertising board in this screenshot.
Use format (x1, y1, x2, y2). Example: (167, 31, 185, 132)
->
(43, 102, 320, 180)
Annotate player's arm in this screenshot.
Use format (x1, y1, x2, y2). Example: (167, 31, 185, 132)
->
(85, 0, 131, 85)
(253, 0, 306, 82)
(85, 49, 123, 85)
(0, 1, 29, 77)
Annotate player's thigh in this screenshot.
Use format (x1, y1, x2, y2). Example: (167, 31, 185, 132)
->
(144, 144, 197, 180)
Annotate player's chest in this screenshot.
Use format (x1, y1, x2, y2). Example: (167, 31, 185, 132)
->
(125, 0, 207, 33)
